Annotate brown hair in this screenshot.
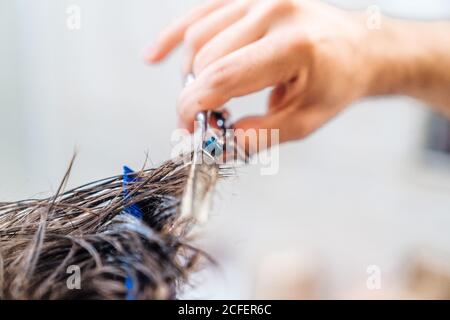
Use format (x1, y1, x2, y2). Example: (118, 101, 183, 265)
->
(0, 155, 217, 299)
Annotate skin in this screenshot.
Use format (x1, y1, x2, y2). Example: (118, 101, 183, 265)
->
(144, 0, 450, 152)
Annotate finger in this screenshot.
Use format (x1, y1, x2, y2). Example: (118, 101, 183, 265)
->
(233, 102, 329, 153)
(182, 1, 249, 74)
(177, 35, 303, 125)
(177, 108, 231, 134)
(232, 108, 295, 154)
(144, 0, 230, 63)
(193, 0, 289, 74)
(177, 116, 193, 132)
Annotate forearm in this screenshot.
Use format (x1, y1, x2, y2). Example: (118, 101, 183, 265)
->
(365, 17, 450, 117)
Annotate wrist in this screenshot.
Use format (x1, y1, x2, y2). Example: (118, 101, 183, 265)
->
(361, 17, 409, 97)
(362, 17, 447, 99)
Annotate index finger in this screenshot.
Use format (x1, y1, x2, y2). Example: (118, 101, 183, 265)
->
(177, 35, 305, 125)
(144, 0, 230, 63)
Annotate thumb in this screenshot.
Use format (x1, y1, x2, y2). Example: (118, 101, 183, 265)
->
(232, 109, 293, 155)
(233, 104, 325, 154)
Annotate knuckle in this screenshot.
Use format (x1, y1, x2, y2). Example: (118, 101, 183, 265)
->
(263, 0, 295, 16)
(289, 35, 314, 55)
(277, 0, 297, 12)
(207, 64, 231, 90)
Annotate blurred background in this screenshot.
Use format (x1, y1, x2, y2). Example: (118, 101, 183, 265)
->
(1, 0, 449, 299)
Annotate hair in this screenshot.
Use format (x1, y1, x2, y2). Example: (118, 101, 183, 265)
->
(0, 154, 222, 299)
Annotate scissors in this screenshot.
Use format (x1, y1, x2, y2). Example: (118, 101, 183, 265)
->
(184, 73, 228, 156)
(180, 73, 227, 224)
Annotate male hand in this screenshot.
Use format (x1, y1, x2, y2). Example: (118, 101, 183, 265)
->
(145, 0, 450, 150)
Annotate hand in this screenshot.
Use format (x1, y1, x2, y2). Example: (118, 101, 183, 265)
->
(144, 0, 450, 151)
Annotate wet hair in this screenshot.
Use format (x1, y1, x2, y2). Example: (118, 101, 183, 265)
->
(0, 154, 220, 299)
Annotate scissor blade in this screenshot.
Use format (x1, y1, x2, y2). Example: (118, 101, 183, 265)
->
(180, 151, 219, 224)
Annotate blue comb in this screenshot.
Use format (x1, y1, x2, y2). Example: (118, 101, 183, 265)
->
(124, 274, 136, 300)
(122, 166, 143, 219)
(122, 165, 143, 300)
